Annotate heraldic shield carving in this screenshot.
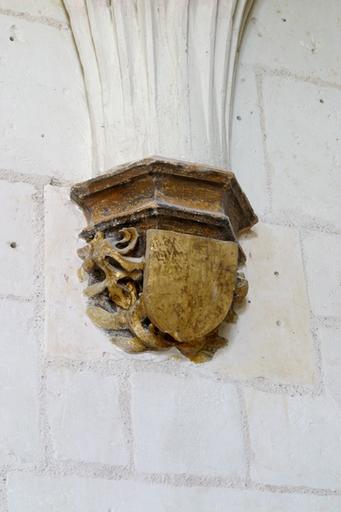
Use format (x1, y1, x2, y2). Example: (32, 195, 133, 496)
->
(71, 157, 257, 363)
(144, 230, 238, 342)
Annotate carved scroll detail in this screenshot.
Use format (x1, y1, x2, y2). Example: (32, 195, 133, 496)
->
(79, 229, 170, 354)
(79, 228, 248, 363)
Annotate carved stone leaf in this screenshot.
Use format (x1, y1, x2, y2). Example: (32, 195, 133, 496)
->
(87, 305, 127, 331)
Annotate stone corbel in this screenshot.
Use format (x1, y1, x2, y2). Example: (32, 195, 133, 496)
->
(71, 158, 257, 362)
(67, 0, 257, 361)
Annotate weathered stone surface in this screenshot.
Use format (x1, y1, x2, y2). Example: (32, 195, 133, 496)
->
(0, 0, 68, 23)
(58, 218, 316, 380)
(44, 186, 122, 359)
(205, 222, 316, 385)
(44, 185, 177, 362)
(81, 226, 242, 362)
(46, 367, 129, 465)
(7, 474, 341, 511)
(63, 0, 254, 171)
(0, 300, 40, 464)
(241, 0, 341, 86)
(144, 230, 238, 346)
(319, 321, 341, 408)
(70, 156, 257, 248)
(0, 181, 35, 298)
(230, 63, 268, 217)
(262, 75, 341, 231)
(0, 14, 91, 179)
(303, 231, 341, 318)
(131, 372, 246, 477)
(246, 388, 341, 489)
(70, 156, 257, 362)
(3, 0, 341, 506)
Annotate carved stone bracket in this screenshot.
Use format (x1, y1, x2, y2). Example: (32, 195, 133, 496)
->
(64, 0, 255, 171)
(71, 157, 257, 362)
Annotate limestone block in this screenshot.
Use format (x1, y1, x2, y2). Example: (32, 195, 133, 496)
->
(46, 367, 129, 465)
(303, 231, 341, 318)
(46, 187, 316, 385)
(131, 372, 246, 478)
(230, 63, 268, 217)
(0, 15, 91, 179)
(0, 181, 35, 298)
(0, 300, 40, 464)
(241, 0, 341, 86)
(246, 388, 341, 488)
(0, 14, 75, 89)
(0, 0, 68, 24)
(319, 321, 341, 407)
(205, 222, 316, 385)
(44, 185, 121, 359)
(7, 474, 341, 512)
(64, 0, 253, 171)
(45, 185, 178, 362)
(262, 74, 341, 231)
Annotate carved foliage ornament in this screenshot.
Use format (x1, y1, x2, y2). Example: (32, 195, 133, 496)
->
(71, 158, 257, 363)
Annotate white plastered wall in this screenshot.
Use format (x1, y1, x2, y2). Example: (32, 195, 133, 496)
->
(0, 1, 341, 510)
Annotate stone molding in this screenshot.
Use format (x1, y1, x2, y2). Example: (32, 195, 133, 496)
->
(64, 0, 255, 171)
